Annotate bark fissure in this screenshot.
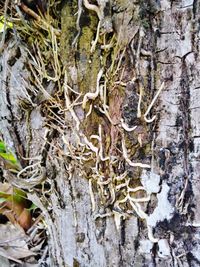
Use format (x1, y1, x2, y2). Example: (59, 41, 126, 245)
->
(178, 58, 192, 209)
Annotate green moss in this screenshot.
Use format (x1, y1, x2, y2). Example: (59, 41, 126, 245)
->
(73, 258, 80, 267)
(76, 14, 100, 95)
(60, 0, 77, 67)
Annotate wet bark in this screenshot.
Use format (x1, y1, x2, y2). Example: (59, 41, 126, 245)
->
(0, 0, 200, 266)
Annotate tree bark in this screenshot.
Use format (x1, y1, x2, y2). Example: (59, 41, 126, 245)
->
(0, 0, 200, 266)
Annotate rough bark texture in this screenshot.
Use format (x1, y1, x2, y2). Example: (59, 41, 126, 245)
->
(0, 0, 200, 266)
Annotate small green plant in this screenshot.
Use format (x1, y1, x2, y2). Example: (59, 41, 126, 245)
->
(0, 15, 13, 33)
(0, 140, 20, 171)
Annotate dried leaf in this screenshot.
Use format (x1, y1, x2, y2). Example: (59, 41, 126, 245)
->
(0, 223, 35, 263)
(0, 183, 32, 230)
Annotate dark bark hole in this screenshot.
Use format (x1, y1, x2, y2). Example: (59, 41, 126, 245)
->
(120, 218, 126, 246)
(0, 214, 9, 224)
(7, 47, 21, 66)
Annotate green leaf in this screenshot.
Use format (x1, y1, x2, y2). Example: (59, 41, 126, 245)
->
(0, 140, 20, 169)
(0, 16, 13, 33)
(0, 191, 10, 199)
(0, 152, 17, 164)
(12, 188, 27, 203)
(0, 141, 6, 153)
(0, 197, 7, 204)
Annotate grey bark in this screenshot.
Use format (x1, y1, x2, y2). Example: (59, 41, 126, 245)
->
(0, 0, 200, 266)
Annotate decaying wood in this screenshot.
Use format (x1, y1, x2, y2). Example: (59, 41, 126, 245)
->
(0, 0, 200, 266)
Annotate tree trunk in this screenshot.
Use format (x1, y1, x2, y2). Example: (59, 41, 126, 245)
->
(0, 0, 200, 266)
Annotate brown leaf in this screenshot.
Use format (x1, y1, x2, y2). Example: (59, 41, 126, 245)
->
(1, 201, 32, 230)
(0, 223, 36, 263)
(0, 183, 32, 230)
